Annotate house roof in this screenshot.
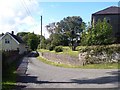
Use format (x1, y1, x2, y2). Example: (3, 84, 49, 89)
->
(0, 35, 2, 38)
(0, 32, 24, 44)
(92, 6, 120, 15)
(9, 33, 24, 44)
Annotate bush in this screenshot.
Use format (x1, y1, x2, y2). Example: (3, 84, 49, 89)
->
(49, 46, 54, 51)
(80, 18, 114, 46)
(46, 44, 55, 51)
(55, 46, 63, 52)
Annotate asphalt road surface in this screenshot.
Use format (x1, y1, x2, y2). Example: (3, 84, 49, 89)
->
(16, 52, 119, 89)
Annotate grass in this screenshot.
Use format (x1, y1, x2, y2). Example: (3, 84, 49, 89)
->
(81, 63, 119, 69)
(38, 46, 79, 57)
(2, 55, 24, 90)
(2, 60, 18, 90)
(37, 56, 80, 68)
(38, 56, 119, 69)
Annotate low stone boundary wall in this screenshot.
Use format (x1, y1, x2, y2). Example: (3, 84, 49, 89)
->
(40, 51, 120, 66)
(41, 52, 84, 66)
(84, 51, 120, 64)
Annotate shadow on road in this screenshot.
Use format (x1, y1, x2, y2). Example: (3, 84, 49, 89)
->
(16, 70, 119, 89)
(17, 51, 39, 75)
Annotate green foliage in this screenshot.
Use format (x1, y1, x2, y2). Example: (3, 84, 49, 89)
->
(17, 32, 28, 37)
(46, 16, 86, 50)
(49, 46, 55, 51)
(39, 46, 79, 57)
(77, 44, 120, 53)
(81, 18, 114, 46)
(38, 36, 47, 49)
(2, 51, 21, 90)
(17, 32, 40, 51)
(46, 44, 55, 51)
(50, 33, 63, 46)
(27, 33, 39, 51)
(55, 46, 63, 52)
(56, 16, 85, 50)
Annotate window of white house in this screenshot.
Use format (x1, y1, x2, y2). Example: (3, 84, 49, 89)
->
(5, 39, 10, 44)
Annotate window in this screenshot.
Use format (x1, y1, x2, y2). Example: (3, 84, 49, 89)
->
(106, 17, 110, 23)
(107, 20, 110, 23)
(5, 39, 10, 44)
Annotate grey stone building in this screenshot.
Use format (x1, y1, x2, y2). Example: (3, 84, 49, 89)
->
(91, 6, 120, 43)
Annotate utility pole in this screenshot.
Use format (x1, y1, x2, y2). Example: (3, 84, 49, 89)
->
(40, 15, 42, 49)
(41, 15, 42, 36)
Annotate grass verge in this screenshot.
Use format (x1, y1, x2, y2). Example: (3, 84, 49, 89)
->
(38, 56, 119, 69)
(2, 60, 18, 90)
(2, 56, 23, 90)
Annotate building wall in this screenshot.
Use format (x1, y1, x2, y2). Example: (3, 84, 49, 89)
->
(19, 44, 27, 54)
(0, 34, 27, 54)
(0, 34, 19, 51)
(92, 14, 120, 37)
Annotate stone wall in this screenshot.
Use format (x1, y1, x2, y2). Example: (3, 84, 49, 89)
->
(41, 52, 84, 66)
(40, 51, 120, 66)
(79, 51, 120, 64)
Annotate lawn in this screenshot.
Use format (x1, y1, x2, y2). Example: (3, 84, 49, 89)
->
(38, 46, 79, 57)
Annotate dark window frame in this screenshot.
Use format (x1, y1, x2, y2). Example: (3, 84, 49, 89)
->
(5, 39, 10, 44)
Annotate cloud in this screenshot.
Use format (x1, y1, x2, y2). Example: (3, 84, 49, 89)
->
(0, 0, 45, 36)
(21, 16, 35, 25)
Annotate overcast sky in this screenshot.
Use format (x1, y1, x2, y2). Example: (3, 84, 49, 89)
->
(0, 0, 119, 38)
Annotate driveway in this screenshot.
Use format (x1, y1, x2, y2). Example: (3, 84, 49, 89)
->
(16, 52, 119, 88)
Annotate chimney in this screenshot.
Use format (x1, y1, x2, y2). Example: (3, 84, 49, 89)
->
(11, 31, 14, 35)
(2, 33, 4, 36)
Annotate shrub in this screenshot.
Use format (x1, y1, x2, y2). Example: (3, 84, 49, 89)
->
(80, 18, 114, 46)
(46, 44, 55, 51)
(55, 46, 63, 52)
(49, 46, 54, 51)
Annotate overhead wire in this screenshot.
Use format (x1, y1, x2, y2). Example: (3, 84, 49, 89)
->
(20, 0, 38, 33)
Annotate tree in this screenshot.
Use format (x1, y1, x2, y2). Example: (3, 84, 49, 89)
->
(17, 32, 29, 37)
(45, 22, 56, 34)
(81, 18, 114, 46)
(17, 32, 40, 51)
(46, 16, 85, 50)
(57, 16, 85, 50)
(50, 33, 63, 46)
(38, 35, 47, 49)
(27, 33, 39, 51)
(17, 32, 30, 44)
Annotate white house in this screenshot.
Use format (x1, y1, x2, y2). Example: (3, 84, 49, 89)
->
(0, 31, 27, 54)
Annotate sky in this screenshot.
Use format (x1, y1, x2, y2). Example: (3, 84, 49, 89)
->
(0, 0, 119, 38)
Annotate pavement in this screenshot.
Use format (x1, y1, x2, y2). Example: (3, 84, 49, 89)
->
(16, 51, 120, 89)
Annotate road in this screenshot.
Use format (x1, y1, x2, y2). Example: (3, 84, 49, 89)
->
(16, 52, 119, 89)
